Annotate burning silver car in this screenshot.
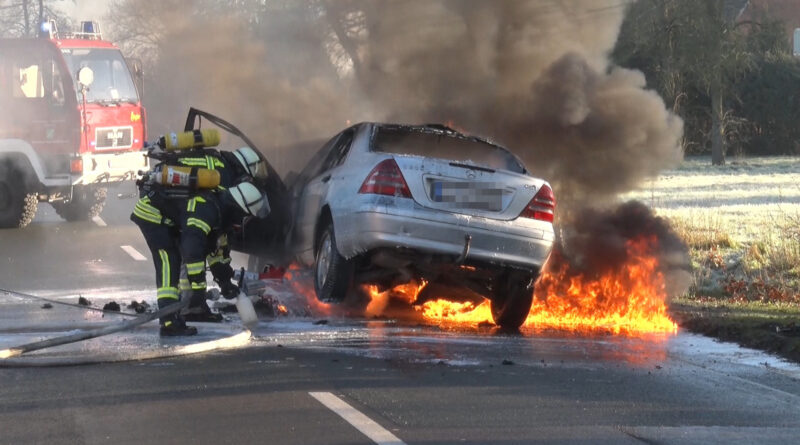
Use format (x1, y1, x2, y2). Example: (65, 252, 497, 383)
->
(287, 123, 556, 329)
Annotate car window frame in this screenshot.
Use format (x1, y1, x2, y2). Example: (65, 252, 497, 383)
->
(314, 127, 355, 178)
(298, 133, 339, 182)
(369, 125, 527, 175)
(324, 128, 355, 171)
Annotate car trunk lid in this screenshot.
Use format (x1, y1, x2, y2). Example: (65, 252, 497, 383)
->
(393, 155, 543, 220)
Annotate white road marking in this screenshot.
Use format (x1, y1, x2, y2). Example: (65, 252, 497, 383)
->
(92, 215, 107, 227)
(309, 392, 406, 445)
(120, 245, 147, 261)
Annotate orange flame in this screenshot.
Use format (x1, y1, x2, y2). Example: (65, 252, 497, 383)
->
(283, 263, 334, 316)
(360, 236, 676, 335)
(418, 299, 493, 324)
(363, 280, 427, 317)
(526, 237, 677, 334)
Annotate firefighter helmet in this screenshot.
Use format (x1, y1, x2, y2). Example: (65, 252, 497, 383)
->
(232, 146, 262, 178)
(229, 181, 270, 218)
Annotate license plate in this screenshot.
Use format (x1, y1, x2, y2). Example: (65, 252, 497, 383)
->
(431, 181, 504, 211)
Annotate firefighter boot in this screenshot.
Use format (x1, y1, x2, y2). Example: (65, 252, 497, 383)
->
(160, 315, 198, 337)
(182, 290, 223, 323)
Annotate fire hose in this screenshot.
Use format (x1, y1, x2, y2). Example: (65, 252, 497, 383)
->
(0, 288, 139, 318)
(0, 295, 190, 360)
(0, 267, 257, 360)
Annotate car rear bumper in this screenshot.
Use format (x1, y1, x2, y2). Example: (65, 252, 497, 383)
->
(335, 205, 555, 271)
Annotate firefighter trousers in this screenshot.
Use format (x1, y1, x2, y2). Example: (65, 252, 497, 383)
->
(135, 220, 182, 322)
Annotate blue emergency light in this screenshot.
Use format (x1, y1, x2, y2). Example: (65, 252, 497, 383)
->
(39, 20, 57, 38)
(82, 21, 97, 34)
(79, 21, 102, 40)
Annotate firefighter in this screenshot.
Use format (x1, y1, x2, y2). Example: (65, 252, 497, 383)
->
(132, 180, 269, 336)
(162, 145, 263, 319)
(145, 144, 264, 322)
(134, 131, 267, 331)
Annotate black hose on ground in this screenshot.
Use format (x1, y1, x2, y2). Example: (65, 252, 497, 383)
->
(0, 298, 190, 359)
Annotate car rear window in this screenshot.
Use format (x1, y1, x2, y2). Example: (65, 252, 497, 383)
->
(371, 126, 526, 174)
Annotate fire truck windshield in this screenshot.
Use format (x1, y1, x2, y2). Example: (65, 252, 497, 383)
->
(61, 48, 138, 104)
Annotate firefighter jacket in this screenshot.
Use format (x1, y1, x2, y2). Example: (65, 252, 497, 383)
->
(133, 145, 266, 295)
(133, 147, 250, 224)
(178, 191, 237, 293)
(131, 189, 238, 294)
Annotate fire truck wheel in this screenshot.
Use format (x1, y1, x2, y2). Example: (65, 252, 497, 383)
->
(52, 186, 107, 222)
(491, 269, 537, 330)
(0, 164, 38, 229)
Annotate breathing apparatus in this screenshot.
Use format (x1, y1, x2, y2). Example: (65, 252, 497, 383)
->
(137, 128, 224, 194)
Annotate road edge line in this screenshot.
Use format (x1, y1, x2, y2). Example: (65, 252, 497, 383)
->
(120, 245, 147, 261)
(309, 391, 406, 445)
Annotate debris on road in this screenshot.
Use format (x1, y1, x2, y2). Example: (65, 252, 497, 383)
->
(127, 300, 151, 314)
(103, 301, 121, 312)
(41, 303, 52, 309)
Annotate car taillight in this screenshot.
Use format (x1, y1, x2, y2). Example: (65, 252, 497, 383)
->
(520, 184, 556, 222)
(358, 159, 411, 198)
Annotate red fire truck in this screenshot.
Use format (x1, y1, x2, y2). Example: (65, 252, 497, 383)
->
(0, 20, 147, 228)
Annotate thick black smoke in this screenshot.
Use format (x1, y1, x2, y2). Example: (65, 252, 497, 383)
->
(553, 201, 692, 297)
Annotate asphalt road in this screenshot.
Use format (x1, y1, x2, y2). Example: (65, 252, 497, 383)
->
(1, 184, 799, 445)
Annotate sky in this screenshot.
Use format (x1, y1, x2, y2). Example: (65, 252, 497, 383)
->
(55, 0, 109, 22)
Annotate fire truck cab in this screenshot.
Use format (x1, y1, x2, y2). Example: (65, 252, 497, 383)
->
(0, 20, 147, 227)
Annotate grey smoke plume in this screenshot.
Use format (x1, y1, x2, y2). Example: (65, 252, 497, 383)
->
(110, 0, 683, 204)
(350, 1, 684, 211)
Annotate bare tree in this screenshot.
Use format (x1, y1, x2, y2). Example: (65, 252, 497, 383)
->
(0, 0, 69, 38)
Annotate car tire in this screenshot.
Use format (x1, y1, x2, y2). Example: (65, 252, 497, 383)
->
(314, 222, 353, 303)
(52, 186, 107, 222)
(491, 269, 537, 330)
(0, 162, 38, 229)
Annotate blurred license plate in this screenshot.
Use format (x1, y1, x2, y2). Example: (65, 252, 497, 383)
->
(431, 181, 504, 211)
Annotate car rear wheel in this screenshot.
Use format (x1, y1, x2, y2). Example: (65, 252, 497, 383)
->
(314, 222, 353, 303)
(491, 269, 537, 330)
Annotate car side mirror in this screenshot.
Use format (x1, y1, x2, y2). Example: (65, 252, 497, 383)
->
(77, 66, 94, 89)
